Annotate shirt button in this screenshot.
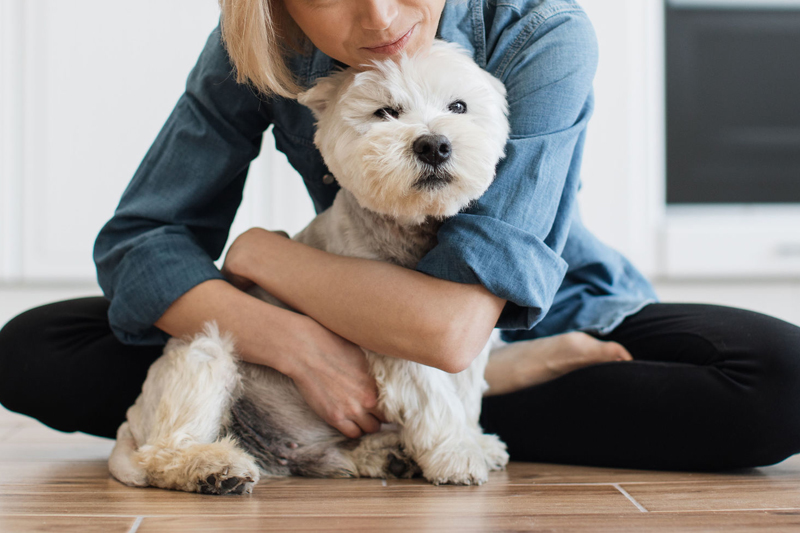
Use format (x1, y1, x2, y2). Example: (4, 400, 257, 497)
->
(322, 173, 335, 185)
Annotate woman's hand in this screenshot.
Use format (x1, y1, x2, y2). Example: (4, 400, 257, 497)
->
(287, 316, 387, 439)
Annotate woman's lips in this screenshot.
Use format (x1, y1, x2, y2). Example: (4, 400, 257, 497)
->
(362, 25, 416, 55)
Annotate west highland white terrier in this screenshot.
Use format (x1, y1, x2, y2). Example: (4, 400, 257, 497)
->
(108, 40, 511, 495)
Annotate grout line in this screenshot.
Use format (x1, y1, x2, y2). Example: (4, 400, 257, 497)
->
(612, 483, 648, 513)
(128, 516, 144, 533)
(1, 514, 144, 518)
(527, 482, 617, 486)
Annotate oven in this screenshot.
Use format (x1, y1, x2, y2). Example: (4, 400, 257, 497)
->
(663, 0, 800, 277)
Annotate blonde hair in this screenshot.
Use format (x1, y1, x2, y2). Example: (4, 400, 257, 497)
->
(218, 0, 306, 99)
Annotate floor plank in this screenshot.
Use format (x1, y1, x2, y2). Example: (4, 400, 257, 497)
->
(0, 441, 115, 462)
(0, 408, 38, 427)
(0, 461, 124, 492)
(0, 483, 637, 517)
(623, 479, 800, 512)
(0, 516, 135, 533)
(137, 511, 800, 532)
(0, 426, 22, 442)
(3, 426, 113, 444)
(494, 456, 800, 485)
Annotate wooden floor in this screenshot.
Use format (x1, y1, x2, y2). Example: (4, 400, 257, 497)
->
(2, 407, 800, 532)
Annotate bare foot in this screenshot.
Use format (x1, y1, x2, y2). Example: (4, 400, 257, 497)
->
(483, 332, 632, 396)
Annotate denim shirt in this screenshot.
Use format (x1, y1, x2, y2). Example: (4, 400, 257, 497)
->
(94, 0, 658, 346)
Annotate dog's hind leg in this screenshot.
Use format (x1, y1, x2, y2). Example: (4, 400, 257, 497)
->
(120, 323, 260, 495)
(108, 422, 148, 487)
(372, 355, 493, 486)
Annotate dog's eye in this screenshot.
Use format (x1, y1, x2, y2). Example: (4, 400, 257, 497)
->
(374, 107, 400, 120)
(448, 100, 467, 114)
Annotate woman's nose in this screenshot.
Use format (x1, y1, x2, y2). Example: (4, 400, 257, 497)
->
(359, 0, 398, 31)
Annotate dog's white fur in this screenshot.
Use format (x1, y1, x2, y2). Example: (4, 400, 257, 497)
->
(109, 40, 511, 494)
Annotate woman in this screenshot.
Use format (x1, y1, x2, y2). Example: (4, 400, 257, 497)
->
(2, 0, 799, 471)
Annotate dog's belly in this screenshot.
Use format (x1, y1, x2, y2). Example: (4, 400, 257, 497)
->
(231, 363, 356, 477)
(232, 190, 447, 477)
(229, 395, 293, 476)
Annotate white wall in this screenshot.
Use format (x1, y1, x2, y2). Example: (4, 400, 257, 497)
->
(0, 0, 314, 285)
(578, 0, 665, 278)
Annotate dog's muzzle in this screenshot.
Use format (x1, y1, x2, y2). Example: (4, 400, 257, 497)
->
(412, 134, 454, 190)
(414, 171, 454, 191)
(413, 134, 451, 168)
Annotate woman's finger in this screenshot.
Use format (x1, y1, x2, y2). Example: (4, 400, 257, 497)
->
(356, 413, 383, 435)
(335, 419, 363, 440)
(369, 406, 388, 424)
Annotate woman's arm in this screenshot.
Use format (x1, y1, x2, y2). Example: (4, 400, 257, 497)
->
(223, 228, 506, 374)
(93, 24, 271, 346)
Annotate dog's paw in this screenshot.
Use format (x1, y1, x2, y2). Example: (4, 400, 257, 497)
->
(196, 468, 256, 495)
(419, 439, 489, 486)
(384, 449, 422, 479)
(479, 433, 509, 471)
(184, 442, 260, 496)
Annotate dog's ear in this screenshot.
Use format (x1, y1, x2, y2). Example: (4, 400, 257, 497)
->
(481, 70, 507, 101)
(298, 74, 344, 119)
(298, 78, 336, 118)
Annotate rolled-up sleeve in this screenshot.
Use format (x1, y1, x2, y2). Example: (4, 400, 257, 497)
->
(93, 23, 273, 345)
(416, 10, 599, 330)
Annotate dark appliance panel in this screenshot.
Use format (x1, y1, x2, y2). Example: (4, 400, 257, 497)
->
(667, 5, 800, 204)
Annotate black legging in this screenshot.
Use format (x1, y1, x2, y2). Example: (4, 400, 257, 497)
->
(1, 297, 799, 471)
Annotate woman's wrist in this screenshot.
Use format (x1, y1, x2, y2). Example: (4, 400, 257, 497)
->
(223, 228, 285, 289)
(154, 278, 307, 377)
(239, 312, 319, 380)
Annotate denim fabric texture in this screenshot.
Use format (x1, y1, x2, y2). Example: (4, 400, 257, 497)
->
(93, 0, 658, 346)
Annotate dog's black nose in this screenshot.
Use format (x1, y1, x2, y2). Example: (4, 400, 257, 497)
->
(413, 135, 451, 168)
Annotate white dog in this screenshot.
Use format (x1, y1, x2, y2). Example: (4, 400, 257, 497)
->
(108, 40, 511, 495)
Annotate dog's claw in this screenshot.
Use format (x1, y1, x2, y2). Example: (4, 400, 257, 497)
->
(197, 471, 254, 496)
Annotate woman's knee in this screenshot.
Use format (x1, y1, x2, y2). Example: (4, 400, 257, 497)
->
(0, 306, 48, 413)
(730, 312, 800, 466)
(0, 297, 114, 421)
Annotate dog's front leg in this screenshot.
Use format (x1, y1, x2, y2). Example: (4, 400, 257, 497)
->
(452, 332, 509, 472)
(371, 354, 491, 485)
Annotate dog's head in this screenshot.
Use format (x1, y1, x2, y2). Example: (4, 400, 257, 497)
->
(299, 40, 510, 224)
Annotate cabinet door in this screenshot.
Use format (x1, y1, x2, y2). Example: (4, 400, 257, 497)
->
(0, 0, 314, 283)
